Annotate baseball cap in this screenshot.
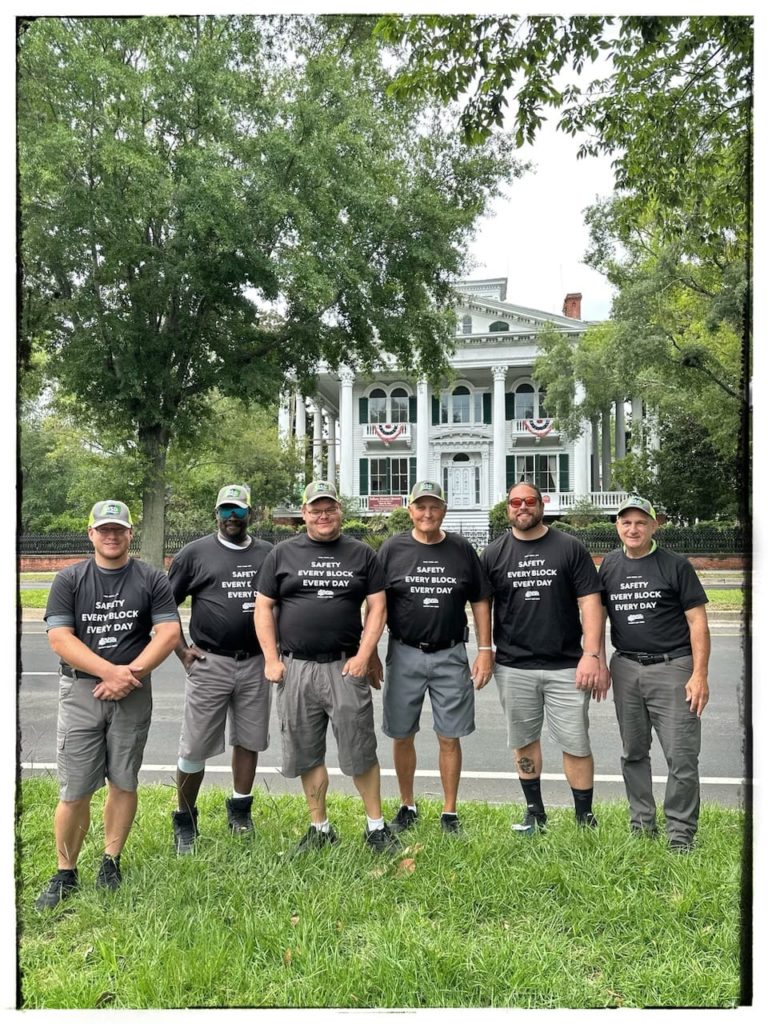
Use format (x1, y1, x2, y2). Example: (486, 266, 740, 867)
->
(617, 496, 657, 520)
(89, 500, 133, 529)
(408, 481, 447, 505)
(215, 484, 251, 509)
(302, 480, 340, 504)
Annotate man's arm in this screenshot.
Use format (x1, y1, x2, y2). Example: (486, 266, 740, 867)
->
(343, 590, 387, 682)
(255, 593, 285, 684)
(684, 604, 710, 717)
(469, 598, 494, 690)
(576, 592, 608, 694)
(93, 620, 181, 700)
(48, 627, 143, 697)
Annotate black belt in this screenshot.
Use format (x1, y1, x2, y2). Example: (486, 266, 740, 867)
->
(617, 647, 692, 666)
(196, 644, 258, 662)
(60, 665, 98, 680)
(283, 650, 357, 664)
(391, 636, 463, 654)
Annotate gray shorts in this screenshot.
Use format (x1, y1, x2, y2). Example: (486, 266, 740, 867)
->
(493, 664, 591, 756)
(178, 651, 271, 761)
(56, 673, 153, 801)
(382, 638, 475, 740)
(276, 655, 378, 778)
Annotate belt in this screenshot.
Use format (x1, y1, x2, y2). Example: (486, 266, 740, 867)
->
(196, 644, 258, 661)
(617, 647, 692, 666)
(283, 650, 357, 664)
(60, 665, 98, 680)
(392, 636, 463, 654)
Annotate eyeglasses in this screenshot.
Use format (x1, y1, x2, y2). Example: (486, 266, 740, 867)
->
(508, 496, 539, 508)
(217, 506, 249, 520)
(93, 525, 130, 535)
(305, 507, 340, 518)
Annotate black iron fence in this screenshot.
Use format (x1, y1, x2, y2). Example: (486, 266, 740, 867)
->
(19, 525, 747, 558)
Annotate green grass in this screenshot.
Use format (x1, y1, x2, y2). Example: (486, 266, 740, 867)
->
(17, 779, 746, 1009)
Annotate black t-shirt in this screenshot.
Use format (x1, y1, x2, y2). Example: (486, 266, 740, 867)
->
(45, 557, 179, 664)
(378, 531, 491, 645)
(257, 533, 386, 655)
(168, 533, 273, 653)
(599, 546, 708, 653)
(481, 528, 600, 669)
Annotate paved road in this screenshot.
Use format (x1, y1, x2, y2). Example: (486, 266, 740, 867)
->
(18, 616, 748, 810)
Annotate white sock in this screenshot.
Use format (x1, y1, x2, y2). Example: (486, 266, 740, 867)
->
(403, 804, 417, 812)
(366, 816, 385, 832)
(312, 819, 330, 833)
(232, 790, 251, 800)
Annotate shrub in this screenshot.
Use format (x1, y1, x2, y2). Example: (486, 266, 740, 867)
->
(386, 507, 411, 534)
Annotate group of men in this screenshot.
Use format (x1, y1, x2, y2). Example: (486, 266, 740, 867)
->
(36, 478, 711, 909)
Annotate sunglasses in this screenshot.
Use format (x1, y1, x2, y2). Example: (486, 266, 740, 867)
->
(217, 506, 249, 519)
(508, 496, 539, 508)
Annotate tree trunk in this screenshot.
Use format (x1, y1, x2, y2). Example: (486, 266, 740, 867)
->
(601, 406, 612, 491)
(139, 424, 170, 568)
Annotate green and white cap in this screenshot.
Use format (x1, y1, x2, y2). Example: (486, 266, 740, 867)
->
(408, 481, 446, 505)
(215, 484, 251, 509)
(617, 496, 657, 520)
(302, 480, 339, 504)
(89, 500, 133, 529)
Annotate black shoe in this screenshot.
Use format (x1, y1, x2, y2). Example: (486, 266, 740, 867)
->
(364, 823, 401, 854)
(669, 837, 694, 854)
(576, 811, 598, 829)
(172, 808, 199, 856)
(96, 854, 122, 891)
(226, 795, 254, 836)
(35, 869, 78, 910)
(291, 824, 340, 857)
(440, 813, 462, 835)
(631, 824, 659, 839)
(512, 810, 547, 836)
(390, 805, 419, 834)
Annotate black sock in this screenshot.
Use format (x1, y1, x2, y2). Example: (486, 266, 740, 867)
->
(441, 812, 458, 819)
(56, 868, 77, 879)
(520, 777, 545, 817)
(571, 787, 594, 817)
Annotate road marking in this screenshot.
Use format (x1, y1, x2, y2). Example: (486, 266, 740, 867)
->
(19, 762, 744, 786)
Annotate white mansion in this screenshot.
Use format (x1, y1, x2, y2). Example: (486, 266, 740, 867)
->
(277, 278, 633, 530)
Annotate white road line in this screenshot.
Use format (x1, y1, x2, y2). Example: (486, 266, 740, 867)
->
(19, 762, 744, 785)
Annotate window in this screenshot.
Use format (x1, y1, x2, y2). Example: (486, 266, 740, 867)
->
(369, 457, 410, 495)
(366, 385, 412, 424)
(515, 384, 535, 419)
(390, 387, 409, 423)
(461, 314, 472, 334)
(489, 320, 509, 332)
(452, 386, 470, 424)
(438, 384, 489, 425)
(514, 454, 557, 492)
(369, 388, 387, 424)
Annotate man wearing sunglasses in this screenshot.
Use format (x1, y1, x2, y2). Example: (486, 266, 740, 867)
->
(38, 500, 180, 909)
(255, 480, 400, 856)
(167, 483, 274, 854)
(481, 482, 608, 836)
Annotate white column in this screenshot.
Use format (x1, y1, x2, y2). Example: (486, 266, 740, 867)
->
(573, 381, 590, 497)
(295, 394, 307, 487)
(327, 415, 337, 487)
(339, 368, 355, 498)
(416, 378, 429, 480)
(492, 365, 507, 503)
(278, 392, 291, 444)
(310, 401, 324, 480)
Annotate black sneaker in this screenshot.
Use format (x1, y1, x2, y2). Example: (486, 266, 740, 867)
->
(96, 854, 122, 891)
(631, 824, 658, 839)
(35, 869, 78, 910)
(291, 824, 340, 857)
(172, 807, 199, 856)
(576, 811, 599, 829)
(669, 837, 694, 854)
(364, 823, 401, 854)
(440, 813, 462, 835)
(390, 805, 419, 834)
(512, 810, 547, 836)
(226, 795, 254, 836)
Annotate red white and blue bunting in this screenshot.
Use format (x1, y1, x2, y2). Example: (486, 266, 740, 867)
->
(523, 418, 553, 437)
(372, 423, 406, 445)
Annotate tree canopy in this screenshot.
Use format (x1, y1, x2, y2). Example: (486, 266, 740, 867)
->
(19, 14, 521, 563)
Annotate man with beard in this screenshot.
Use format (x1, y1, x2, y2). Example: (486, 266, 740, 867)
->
(167, 484, 274, 854)
(254, 481, 400, 856)
(481, 482, 608, 835)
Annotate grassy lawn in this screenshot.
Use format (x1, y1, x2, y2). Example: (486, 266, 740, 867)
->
(17, 779, 745, 1010)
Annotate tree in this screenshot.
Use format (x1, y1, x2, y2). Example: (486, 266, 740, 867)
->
(19, 15, 521, 564)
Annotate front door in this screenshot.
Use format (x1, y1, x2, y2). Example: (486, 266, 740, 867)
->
(447, 458, 477, 508)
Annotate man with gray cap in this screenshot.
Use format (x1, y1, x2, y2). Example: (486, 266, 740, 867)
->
(38, 500, 180, 909)
(374, 481, 493, 835)
(167, 483, 274, 854)
(599, 496, 710, 852)
(254, 481, 400, 856)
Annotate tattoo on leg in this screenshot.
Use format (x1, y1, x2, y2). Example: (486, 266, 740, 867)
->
(517, 756, 536, 774)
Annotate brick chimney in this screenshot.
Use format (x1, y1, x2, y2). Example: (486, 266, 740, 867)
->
(562, 292, 582, 319)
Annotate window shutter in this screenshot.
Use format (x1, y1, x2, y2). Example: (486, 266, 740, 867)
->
(409, 457, 417, 489)
(482, 392, 492, 424)
(432, 396, 440, 425)
(559, 454, 569, 492)
(409, 396, 417, 423)
(505, 393, 514, 420)
(506, 455, 515, 490)
(359, 397, 368, 425)
(359, 459, 368, 496)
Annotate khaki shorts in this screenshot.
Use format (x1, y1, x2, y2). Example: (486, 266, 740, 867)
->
(493, 664, 591, 756)
(276, 655, 378, 778)
(178, 651, 271, 761)
(56, 673, 153, 801)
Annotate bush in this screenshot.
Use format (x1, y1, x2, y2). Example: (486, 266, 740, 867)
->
(488, 499, 509, 534)
(550, 520, 578, 533)
(386, 507, 411, 534)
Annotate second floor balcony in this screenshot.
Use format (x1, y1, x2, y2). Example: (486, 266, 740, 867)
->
(363, 422, 412, 447)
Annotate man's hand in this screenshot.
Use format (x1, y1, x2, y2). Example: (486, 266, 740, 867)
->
(367, 651, 384, 690)
(264, 656, 286, 685)
(92, 664, 143, 701)
(575, 653, 600, 690)
(342, 653, 370, 681)
(471, 649, 494, 690)
(591, 663, 612, 702)
(176, 644, 207, 673)
(686, 672, 709, 717)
